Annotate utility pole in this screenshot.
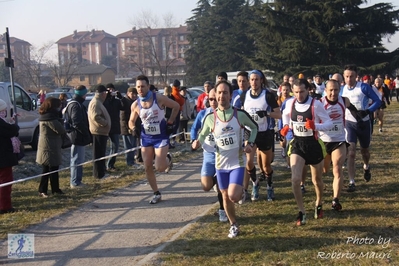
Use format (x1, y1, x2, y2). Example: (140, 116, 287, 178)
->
(4, 27, 18, 124)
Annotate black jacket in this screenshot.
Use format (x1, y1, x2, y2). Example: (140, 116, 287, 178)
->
(103, 94, 123, 135)
(68, 95, 92, 146)
(0, 119, 19, 168)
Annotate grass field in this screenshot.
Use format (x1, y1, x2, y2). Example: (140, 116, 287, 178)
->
(157, 103, 399, 266)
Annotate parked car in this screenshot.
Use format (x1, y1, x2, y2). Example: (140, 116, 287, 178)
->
(29, 93, 39, 109)
(45, 91, 74, 101)
(0, 82, 40, 150)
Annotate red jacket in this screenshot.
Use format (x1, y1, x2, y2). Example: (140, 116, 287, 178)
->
(197, 92, 208, 113)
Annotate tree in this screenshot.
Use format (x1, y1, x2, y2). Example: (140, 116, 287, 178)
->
(48, 52, 79, 87)
(185, 0, 257, 84)
(250, 0, 399, 78)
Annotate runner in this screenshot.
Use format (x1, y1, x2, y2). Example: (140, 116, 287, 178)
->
(128, 75, 179, 204)
(281, 79, 333, 226)
(341, 65, 381, 192)
(373, 77, 390, 133)
(191, 88, 227, 222)
(243, 70, 281, 201)
(193, 80, 258, 238)
(319, 80, 351, 211)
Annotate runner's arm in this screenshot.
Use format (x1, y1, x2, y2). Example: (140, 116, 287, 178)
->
(313, 100, 334, 131)
(197, 113, 213, 144)
(190, 110, 205, 140)
(237, 109, 258, 143)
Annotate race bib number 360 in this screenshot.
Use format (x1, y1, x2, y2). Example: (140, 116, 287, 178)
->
(216, 133, 239, 150)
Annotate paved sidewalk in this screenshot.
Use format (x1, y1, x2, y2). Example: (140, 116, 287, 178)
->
(0, 156, 218, 265)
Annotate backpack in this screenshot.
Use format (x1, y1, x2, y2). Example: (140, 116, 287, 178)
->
(62, 100, 80, 132)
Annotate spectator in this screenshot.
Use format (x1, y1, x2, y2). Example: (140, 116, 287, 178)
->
(171, 80, 185, 144)
(178, 86, 191, 142)
(120, 87, 139, 167)
(104, 83, 123, 172)
(163, 86, 176, 120)
(88, 85, 111, 179)
(64, 85, 92, 189)
(36, 97, 66, 197)
(38, 90, 46, 105)
(0, 99, 19, 214)
(217, 71, 228, 81)
(197, 81, 212, 113)
(59, 93, 68, 115)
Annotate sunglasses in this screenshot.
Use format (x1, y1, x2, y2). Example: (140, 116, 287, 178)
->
(208, 98, 216, 101)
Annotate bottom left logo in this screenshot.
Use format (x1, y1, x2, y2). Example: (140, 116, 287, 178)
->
(8, 234, 34, 259)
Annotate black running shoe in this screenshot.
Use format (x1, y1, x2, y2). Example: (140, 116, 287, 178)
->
(347, 183, 356, 192)
(331, 198, 342, 211)
(364, 168, 371, 182)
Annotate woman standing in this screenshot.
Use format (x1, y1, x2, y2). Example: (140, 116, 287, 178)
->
(0, 99, 20, 214)
(59, 93, 68, 116)
(36, 97, 66, 197)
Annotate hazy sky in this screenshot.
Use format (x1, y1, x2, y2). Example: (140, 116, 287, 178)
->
(1, 0, 399, 58)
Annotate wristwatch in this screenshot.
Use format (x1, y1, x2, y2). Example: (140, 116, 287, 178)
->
(247, 142, 255, 147)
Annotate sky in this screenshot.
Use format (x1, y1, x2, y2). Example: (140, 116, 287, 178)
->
(2, 0, 399, 60)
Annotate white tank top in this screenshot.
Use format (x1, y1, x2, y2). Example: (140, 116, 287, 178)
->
(243, 89, 270, 132)
(212, 109, 245, 170)
(319, 96, 346, 142)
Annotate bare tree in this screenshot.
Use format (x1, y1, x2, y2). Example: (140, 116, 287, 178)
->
(14, 42, 54, 89)
(47, 52, 79, 87)
(126, 10, 180, 86)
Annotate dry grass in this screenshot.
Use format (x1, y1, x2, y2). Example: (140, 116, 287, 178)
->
(157, 103, 399, 266)
(0, 144, 198, 240)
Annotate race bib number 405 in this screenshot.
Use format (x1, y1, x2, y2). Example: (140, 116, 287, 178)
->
(292, 122, 313, 137)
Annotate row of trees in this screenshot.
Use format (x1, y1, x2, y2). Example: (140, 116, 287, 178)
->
(185, 0, 399, 84)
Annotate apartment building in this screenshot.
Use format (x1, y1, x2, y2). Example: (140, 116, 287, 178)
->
(0, 35, 31, 66)
(116, 25, 190, 85)
(56, 30, 117, 66)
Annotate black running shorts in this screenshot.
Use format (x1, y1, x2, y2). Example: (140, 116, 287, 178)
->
(288, 137, 326, 165)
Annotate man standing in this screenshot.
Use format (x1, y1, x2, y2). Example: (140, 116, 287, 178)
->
(243, 70, 281, 202)
(281, 79, 333, 225)
(88, 85, 111, 179)
(197, 81, 212, 113)
(171, 80, 185, 145)
(341, 64, 381, 192)
(178, 86, 192, 142)
(104, 83, 123, 171)
(65, 85, 92, 188)
(128, 75, 179, 204)
(193, 80, 258, 238)
(120, 87, 138, 167)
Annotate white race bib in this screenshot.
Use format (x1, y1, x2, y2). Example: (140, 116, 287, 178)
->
(292, 121, 313, 137)
(327, 121, 344, 135)
(216, 132, 239, 150)
(144, 123, 161, 135)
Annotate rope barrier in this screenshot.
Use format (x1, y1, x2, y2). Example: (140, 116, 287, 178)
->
(0, 131, 188, 188)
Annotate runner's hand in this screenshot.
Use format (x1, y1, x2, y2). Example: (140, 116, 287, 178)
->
(166, 122, 174, 135)
(256, 110, 270, 118)
(280, 125, 289, 137)
(305, 118, 315, 130)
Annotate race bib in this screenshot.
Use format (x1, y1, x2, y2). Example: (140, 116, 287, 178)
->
(249, 109, 266, 125)
(216, 132, 239, 150)
(292, 122, 313, 137)
(144, 123, 161, 135)
(327, 122, 344, 135)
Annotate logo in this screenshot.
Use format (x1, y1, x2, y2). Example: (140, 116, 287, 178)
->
(297, 115, 303, 122)
(222, 126, 233, 132)
(8, 234, 34, 259)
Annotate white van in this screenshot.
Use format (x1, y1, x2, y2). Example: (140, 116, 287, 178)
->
(0, 82, 40, 150)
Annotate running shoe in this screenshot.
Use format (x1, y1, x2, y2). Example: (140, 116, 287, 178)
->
(267, 185, 275, 201)
(379, 128, 383, 133)
(296, 211, 306, 226)
(165, 153, 173, 173)
(281, 148, 286, 158)
(149, 193, 162, 204)
(238, 189, 246, 204)
(251, 181, 260, 201)
(228, 224, 239, 238)
(314, 205, 323, 219)
(331, 198, 342, 211)
(364, 168, 371, 182)
(301, 184, 306, 194)
(218, 209, 228, 222)
(347, 183, 356, 192)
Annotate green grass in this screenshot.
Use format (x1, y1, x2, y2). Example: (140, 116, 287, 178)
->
(0, 146, 198, 240)
(157, 104, 399, 266)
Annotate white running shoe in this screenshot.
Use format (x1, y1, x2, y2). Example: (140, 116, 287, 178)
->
(218, 209, 228, 222)
(238, 189, 246, 204)
(149, 194, 162, 204)
(228, 224, 239, 238)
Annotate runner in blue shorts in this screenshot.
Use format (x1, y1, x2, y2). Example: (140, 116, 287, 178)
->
(129, 75, 179, 204)
(193, 80, 258, 238)
(341, 64, 381, 192)
(191, 89, 227, 222)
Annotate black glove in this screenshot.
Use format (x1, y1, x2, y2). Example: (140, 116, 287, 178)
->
(166, 123, 174, 135)
(357, 109, 370, 119)
(256, 110, 270, 118)
(116, 91, 122, 99)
